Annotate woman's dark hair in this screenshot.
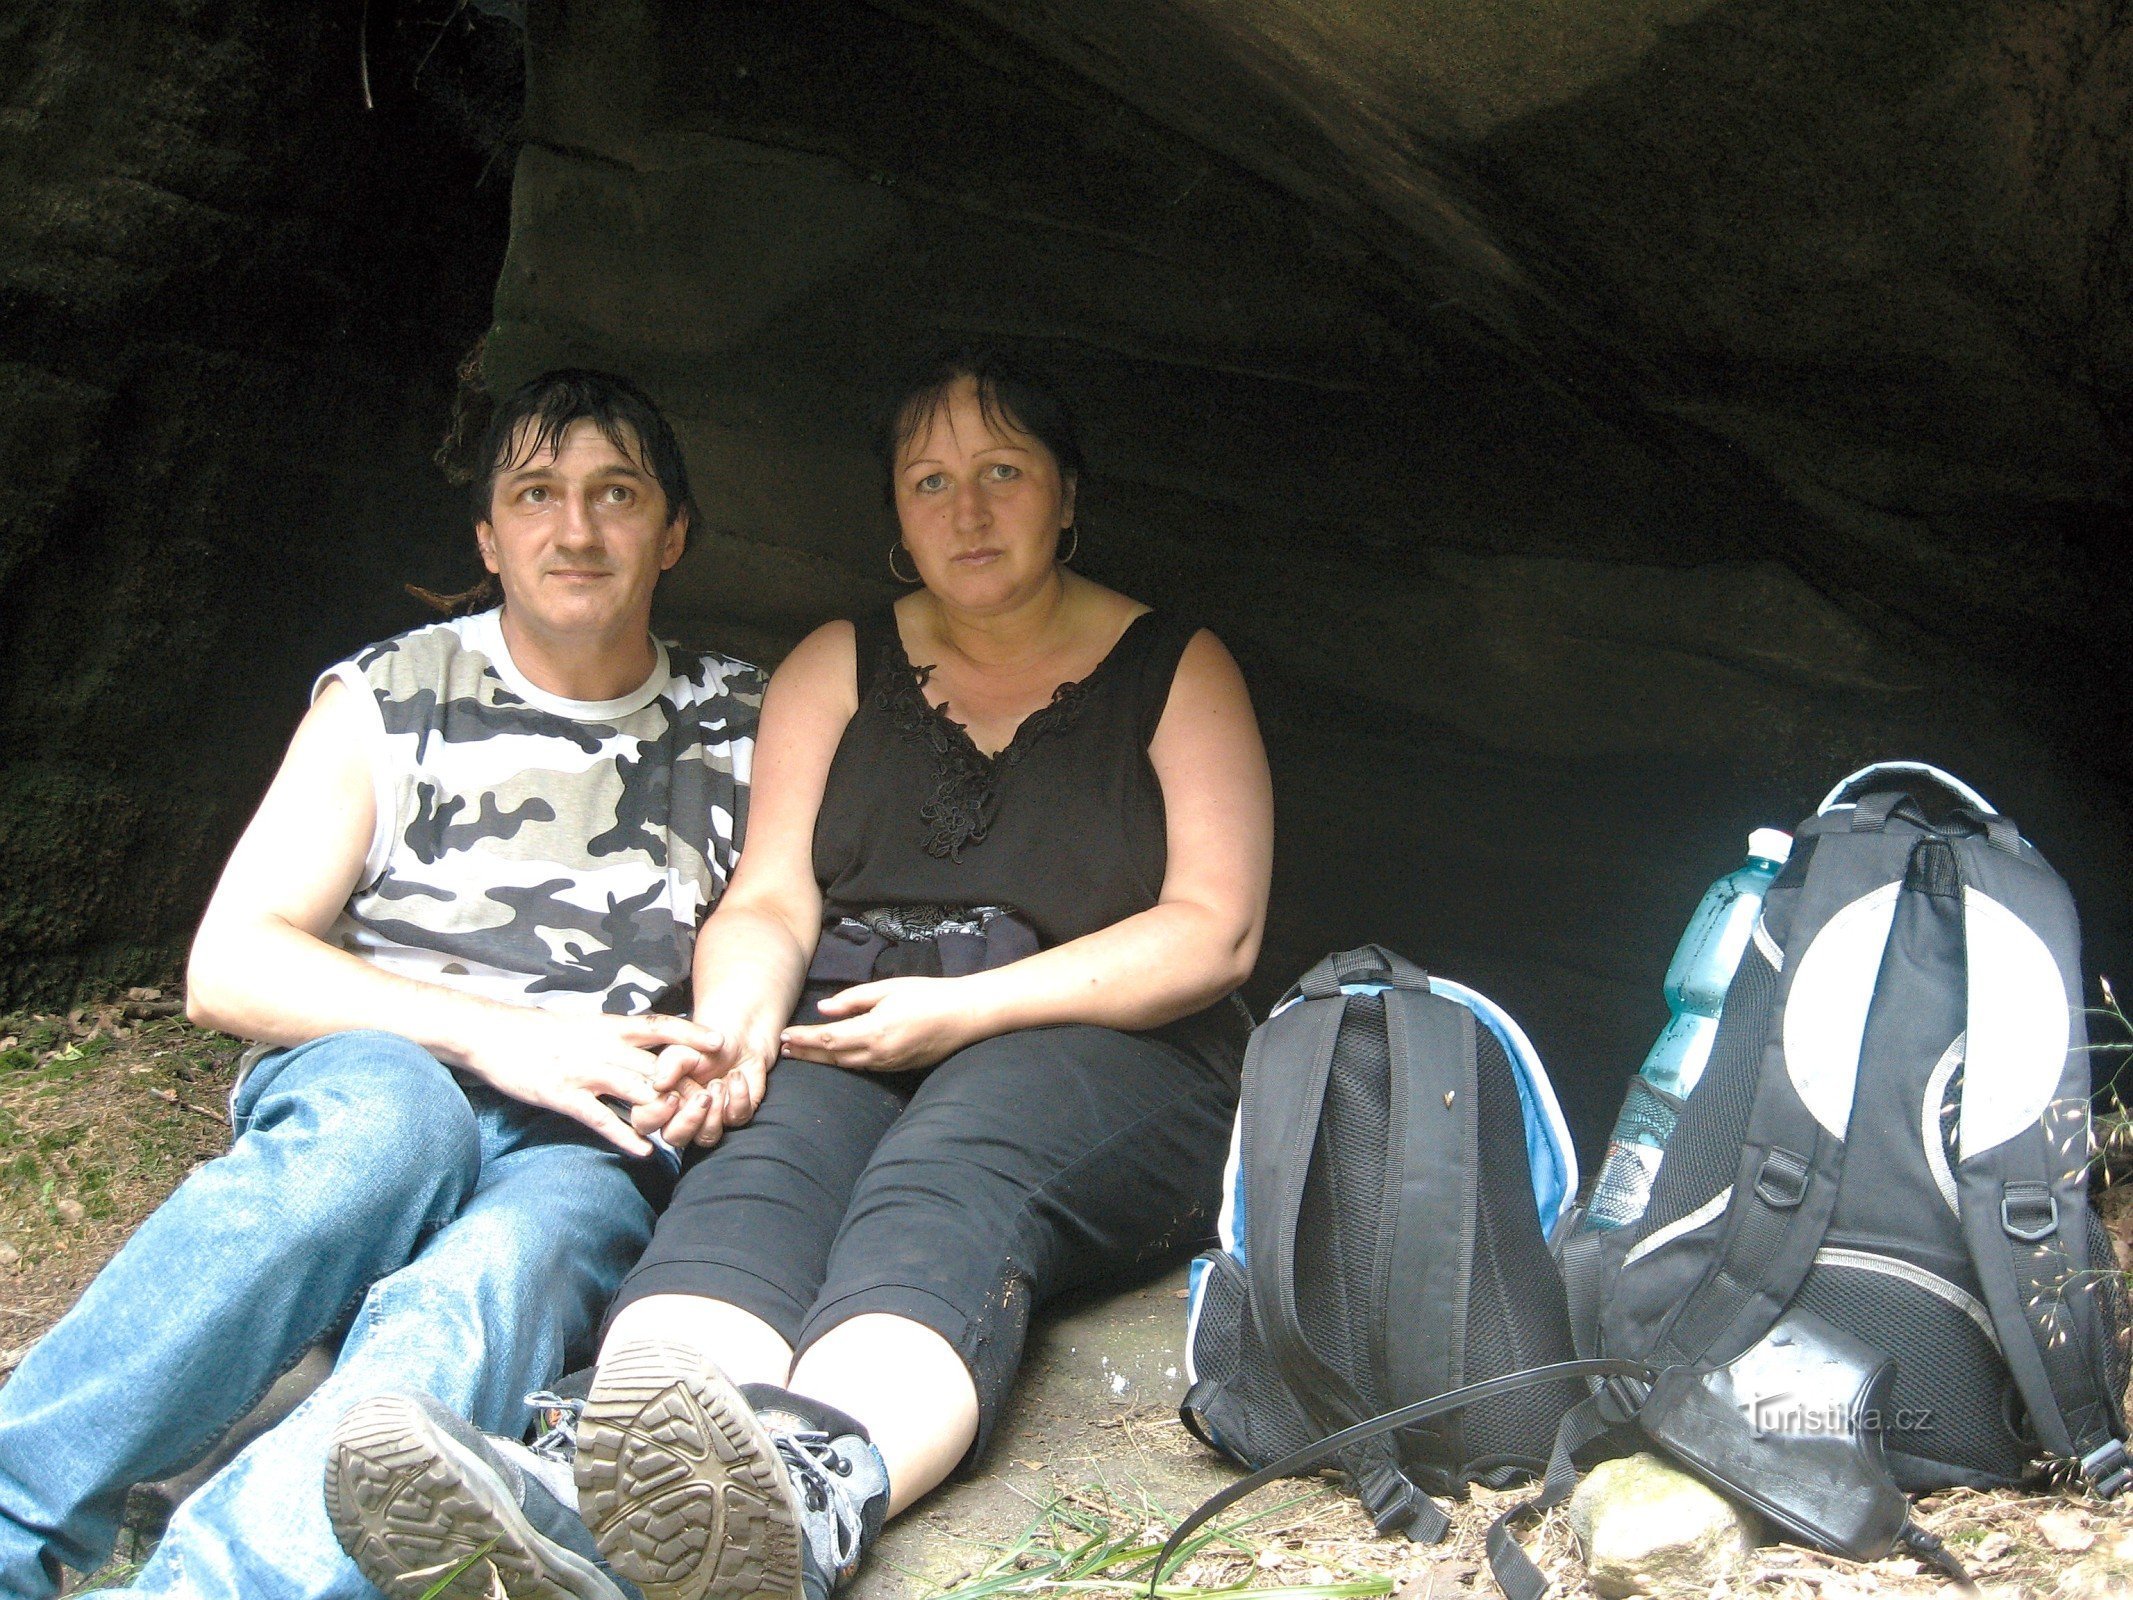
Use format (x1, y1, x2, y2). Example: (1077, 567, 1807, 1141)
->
(415, 363, 698, 614)
(873, 347, 1084, 506)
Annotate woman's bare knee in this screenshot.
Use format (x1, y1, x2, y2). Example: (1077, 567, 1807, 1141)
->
(600, 1293, 795, 1387)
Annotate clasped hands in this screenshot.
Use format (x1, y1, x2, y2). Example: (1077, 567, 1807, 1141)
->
(471, 977, 983, 1156)
(657, 975, 987, 1148)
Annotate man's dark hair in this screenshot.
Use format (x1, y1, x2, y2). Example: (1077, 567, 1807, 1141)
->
(414, 365, 697, 615)
(470, 368, 698, 530)
(873, 346, 1085, 506)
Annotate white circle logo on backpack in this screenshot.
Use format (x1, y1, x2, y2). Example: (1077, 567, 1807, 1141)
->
(1783, 882, 1904, 1141)
(1958, 887, 2069, 1162)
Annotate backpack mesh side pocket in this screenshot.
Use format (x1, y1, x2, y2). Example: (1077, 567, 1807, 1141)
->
(1183, 1248, 1318, 1468)
(2082, 1207, 2133, 1427)
(1792, 1250, 2027, 1489)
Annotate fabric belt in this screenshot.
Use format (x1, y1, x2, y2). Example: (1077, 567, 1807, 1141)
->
(807, 903, 1041, 987)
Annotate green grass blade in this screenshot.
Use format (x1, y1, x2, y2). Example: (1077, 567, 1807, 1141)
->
(417, 1536, 500, 1600)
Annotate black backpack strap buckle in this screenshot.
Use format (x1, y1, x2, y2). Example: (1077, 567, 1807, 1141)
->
(2001, 1182, 2059, 1242)
(1354, 1459, 1450, 1541)
(1754, 1149, 1810, 1209)
(2081, 1438, 2132, 1499)
(1596, 1371, 1649, 1427)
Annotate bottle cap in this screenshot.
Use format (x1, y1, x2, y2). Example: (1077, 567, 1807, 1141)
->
(1748, 827, 1793, 865)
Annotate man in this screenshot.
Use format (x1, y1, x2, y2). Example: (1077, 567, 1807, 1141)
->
(0, 369, 764, 1600)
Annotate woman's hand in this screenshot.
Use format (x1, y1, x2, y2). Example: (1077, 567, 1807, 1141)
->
(635, 1002, 785, 1149)
(779, 976, 986, 1073)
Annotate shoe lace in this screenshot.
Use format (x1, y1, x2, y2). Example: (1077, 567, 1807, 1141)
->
(523, 1389, 583, 1465)
(774, 1430, 862, 1560)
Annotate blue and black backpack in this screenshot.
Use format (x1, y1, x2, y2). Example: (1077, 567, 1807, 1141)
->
(1179, 946, 1582, 1540)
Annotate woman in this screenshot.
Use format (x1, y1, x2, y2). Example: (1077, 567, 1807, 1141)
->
(334, 351, 1272, 1600)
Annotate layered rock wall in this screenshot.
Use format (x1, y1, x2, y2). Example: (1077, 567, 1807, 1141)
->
(0, 3, 514, 1004)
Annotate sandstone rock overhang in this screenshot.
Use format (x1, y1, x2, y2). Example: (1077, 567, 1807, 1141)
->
(4, 2, 2127, 1154)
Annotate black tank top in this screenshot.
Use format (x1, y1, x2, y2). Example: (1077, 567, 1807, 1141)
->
(812, 607, 1251, 1066)
(814, 607, 1201, 944)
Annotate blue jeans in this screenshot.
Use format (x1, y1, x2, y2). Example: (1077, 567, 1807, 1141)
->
(0, 1030, 662, 1600)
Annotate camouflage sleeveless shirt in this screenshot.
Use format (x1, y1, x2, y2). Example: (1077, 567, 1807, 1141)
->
(316, 607, 764, 1016)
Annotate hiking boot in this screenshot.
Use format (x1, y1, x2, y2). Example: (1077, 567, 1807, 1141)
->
(524, 1371, 595, 1468)
(576, 1341, 889, 1600)
(740, 1383, 891, 1600)
(327, 1391, 642, 1600)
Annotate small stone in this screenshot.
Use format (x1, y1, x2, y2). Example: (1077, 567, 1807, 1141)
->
(1973, 1530, 2014, 1567)
(0, 1242, 19, 1269)
(1568, 1453, 1759, 1599)
(2038, 1508, 2097, 1553)
(54, 1198, 85, 1226)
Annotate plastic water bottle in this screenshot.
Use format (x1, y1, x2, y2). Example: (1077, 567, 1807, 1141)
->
(1582, 827, 1794, 1231)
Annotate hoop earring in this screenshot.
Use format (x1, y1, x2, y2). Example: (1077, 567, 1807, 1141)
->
(1057, 526, 1079, 566)
(888, 542, 921, 584)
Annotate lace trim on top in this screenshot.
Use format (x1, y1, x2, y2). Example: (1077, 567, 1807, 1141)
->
(871, 625, 1125, 861)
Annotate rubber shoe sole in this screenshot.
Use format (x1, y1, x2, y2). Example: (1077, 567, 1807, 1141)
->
(326, 1393, 624, 1600)
(575, 1340, 805, 1600)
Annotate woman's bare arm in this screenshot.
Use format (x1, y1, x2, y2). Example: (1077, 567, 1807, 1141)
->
(659, 620, 858, 1139)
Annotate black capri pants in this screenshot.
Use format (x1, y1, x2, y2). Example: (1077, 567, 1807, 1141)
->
(607, 1020, 1239, 1458)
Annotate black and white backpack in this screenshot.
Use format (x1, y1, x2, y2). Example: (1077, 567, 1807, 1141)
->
(1179, 947, 1584, 1540)
(1580, 762, 2130, 1491)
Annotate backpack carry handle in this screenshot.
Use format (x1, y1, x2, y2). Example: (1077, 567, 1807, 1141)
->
(1817, 761, 1996, 817)
(1841, 784, 2020, 855)
(1294, 944, 1430, 1002)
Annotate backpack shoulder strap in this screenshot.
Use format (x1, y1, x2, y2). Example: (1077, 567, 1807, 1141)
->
(1243, 950, 1450, 1538)
(1239, 979, 1349, 1416)
(1951, 834, 2130, 1495)
(1638, 806, 1913, 1364)
(1377, 988, 1482, 1434)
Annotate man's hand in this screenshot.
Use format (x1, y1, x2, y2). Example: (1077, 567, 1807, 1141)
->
(457, 1008, 728, 1157)
(779, 976, 981, 1074)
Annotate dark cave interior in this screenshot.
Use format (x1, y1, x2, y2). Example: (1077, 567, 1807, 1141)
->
(5, 1, 2130, 1159)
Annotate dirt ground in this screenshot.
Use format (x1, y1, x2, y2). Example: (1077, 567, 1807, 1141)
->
(0, 999, 244, 1378)
(5, 1005, 2133, 1599)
